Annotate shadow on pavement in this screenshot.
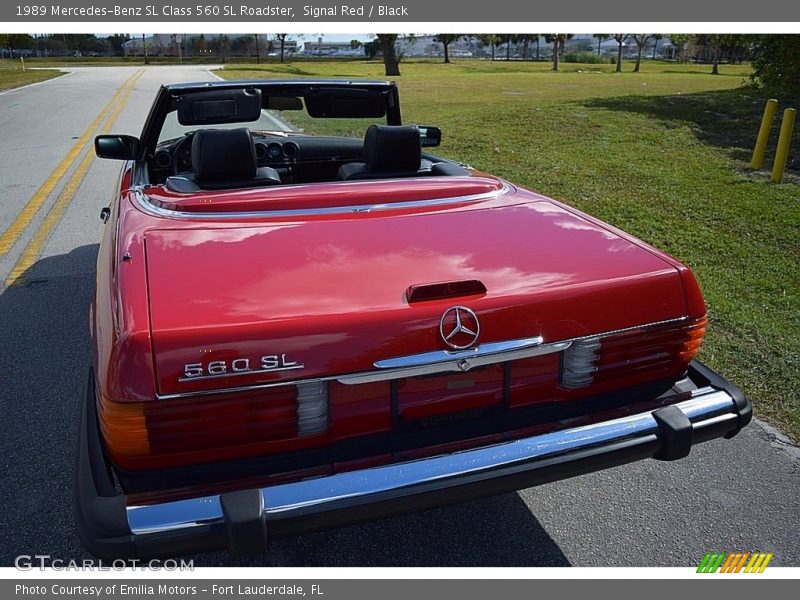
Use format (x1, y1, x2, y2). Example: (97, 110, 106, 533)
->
(0, 244, 99, 565)
(192, 491, 570, 567)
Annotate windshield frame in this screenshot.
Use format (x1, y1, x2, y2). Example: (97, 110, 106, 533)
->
(139, 79, 402, 153)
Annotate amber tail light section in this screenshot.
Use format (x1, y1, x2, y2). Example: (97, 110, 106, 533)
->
(97, 382, 331, 470)
(594, 316, 707, 384)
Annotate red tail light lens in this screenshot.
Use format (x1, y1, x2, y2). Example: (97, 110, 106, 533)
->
(143, 386, 299, 454)
(98, 381, 330, 469)
(594, 316, 707, 384)
(560, 316, 708, 390)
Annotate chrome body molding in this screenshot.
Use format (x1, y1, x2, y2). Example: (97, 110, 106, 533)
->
(338, 336, 561, 385)
(126, 386, 739, 536)
(153, 316, 689, 400)
(129, 180, 512, 220)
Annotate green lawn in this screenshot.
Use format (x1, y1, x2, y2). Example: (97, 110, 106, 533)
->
(218, 59, 800, 441)
(0, 65, 62, 91)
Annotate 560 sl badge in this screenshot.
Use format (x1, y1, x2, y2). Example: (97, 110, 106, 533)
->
(180, 354, 304, 382)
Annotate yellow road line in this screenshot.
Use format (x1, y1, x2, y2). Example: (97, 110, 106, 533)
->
(0, 69, 143, 257)
(5, 70, 144, 287)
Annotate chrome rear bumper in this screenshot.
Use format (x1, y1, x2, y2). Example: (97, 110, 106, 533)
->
(75, 361, 751, 560)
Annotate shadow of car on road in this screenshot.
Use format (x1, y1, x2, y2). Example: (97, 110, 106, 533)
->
(0, 244, 570, 567)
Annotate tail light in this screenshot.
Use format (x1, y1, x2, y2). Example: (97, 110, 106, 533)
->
(297, 380, 329, 436)
(97, 381, 330, 468)
(560, 316, 708, 390)
(561, 338, 602, 389)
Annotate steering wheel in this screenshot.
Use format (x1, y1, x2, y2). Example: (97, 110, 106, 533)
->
(171, 132, 196, 176)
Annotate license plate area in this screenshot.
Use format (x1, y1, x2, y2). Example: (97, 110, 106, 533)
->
(392, 364, 507, 429)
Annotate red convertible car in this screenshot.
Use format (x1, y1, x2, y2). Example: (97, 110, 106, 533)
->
(77, 79, 751, 559)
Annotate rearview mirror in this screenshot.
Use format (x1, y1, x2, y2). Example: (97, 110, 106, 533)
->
(418, 126, 442, 147)
(95, 135, 141, 160)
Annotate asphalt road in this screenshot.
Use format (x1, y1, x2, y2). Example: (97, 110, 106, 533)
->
(0, 66, 798, 568)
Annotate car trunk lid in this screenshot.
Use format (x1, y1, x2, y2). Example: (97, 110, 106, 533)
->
(145, 198, 687, 398)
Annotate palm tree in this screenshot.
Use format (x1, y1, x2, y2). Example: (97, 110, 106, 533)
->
(668, 34, 692, 62)
(434, 34, 462, 64)
(478, 34, 500, 60)
(544, 34, 572, 71)
(276, 34, 288, 63)
(709, 34, 722, 75)
(500, 34, 513, 61)
(631, 34, 651, 72)
(651, 34, 663, 60)
(612, 34, 628, 72)
(593, 34, 610, 55)
(518, 34, 536, 60)
(218, 34, 228, 64)
(376, 34, 400, 76)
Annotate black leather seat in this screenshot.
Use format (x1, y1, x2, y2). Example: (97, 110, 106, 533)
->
(337, 125, 434, 181)
(165, 128, 282, 193)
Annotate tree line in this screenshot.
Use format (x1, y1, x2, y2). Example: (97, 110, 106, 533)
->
(0, 33, 295, 63)
(371, 34, 796, 97)
(1, 32, 796, 97)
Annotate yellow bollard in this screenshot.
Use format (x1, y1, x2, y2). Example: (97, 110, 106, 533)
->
(751, 99, 778, 169)
(771, 108, 796, 183)
(20, 56, 25, 72)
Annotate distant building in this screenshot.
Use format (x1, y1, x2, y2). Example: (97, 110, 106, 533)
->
(396, 35, 484, 58)
(301, 41, 352, 55)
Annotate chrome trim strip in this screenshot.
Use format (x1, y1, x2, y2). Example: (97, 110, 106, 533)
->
(154, 316, 689, 400)
(565, 316, 687, 344)
(158, 378, 323, 400)
(338, 337, 566, 385)
(131, 180, 511, 220)
(375, 336, 544, 368)
(126, 389, 737, 535)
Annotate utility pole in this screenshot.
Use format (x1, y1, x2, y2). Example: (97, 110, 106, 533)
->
(142, 33, 149, 64)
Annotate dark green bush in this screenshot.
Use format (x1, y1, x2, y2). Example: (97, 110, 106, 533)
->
(562, 51, 609, 64)
(751, 35, 800, 101)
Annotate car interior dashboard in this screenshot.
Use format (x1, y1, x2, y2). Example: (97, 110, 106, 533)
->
(149, 131, 366, 186)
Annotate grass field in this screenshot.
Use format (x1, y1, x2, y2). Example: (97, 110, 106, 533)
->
(0, 65, 62, 91)
(222, 59, 799, 440)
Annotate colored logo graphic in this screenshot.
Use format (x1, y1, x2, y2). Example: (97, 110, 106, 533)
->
(697, 552, 774, 573)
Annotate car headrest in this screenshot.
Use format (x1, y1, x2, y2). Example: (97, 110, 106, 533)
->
(363, 125, 421, 172)
(192, 128, 257, 182)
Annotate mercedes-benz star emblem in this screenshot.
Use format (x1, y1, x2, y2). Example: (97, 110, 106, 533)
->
(439, 306, 480, 350)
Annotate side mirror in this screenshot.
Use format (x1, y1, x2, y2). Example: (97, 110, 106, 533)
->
(418, 126, 442, 148)
(95, 135, 141, 160)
